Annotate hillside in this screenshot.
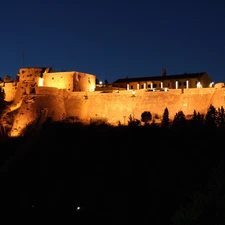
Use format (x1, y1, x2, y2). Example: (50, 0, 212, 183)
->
(0, 123, 224, 224)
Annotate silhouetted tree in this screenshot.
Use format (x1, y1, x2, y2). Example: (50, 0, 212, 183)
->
(161, 107, 170, 128)
(217, 106, 225, 128)
(205, 105, 218, 128)
(172, 110, 186, 128)
(150, 119, 159, 129)
(128, 114, 141, 127)
(191, 110, 204, 128)
(141, 111, 152, 125)
(192, 110, 197, 120)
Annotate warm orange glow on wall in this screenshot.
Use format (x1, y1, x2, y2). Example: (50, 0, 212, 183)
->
(10, 115, 28, 137)
(38, 78, 44, 87)
(10, 129, 20, 137)
(89, 85, 95, 92)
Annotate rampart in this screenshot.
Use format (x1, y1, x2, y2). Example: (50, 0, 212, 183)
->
(64, 88, 225, 125)
(35, 86, 59, 95)
(10, 91, 66, 137)
(43, 71, 96, 92)
(7, 86, 225, 136)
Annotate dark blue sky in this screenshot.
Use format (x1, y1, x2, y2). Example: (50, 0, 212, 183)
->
(0, 0, 225, 83)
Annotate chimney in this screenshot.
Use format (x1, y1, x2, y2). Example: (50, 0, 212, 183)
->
(162, 69, 166, 76)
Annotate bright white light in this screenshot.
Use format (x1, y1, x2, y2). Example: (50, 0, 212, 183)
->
(38, 78, 44, 87)
(99, 81, 102, 85)
(90, 87, 95, 92)
(209, 82, 214, 87)
(197, 82, 202, 88)
(76, 206, 80, 210)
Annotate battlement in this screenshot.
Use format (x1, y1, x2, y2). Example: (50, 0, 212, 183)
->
(18, 67, 53, 83)
(35, 86, 59, 96)
(2, 68, 96, 103)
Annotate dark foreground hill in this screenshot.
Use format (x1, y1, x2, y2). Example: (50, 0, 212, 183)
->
(0, 122, 224, 225)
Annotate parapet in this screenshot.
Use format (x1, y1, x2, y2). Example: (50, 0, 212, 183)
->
(18, 67, 53, 83)
(214, 82, 224, 89)
(35, 86, 59, 96)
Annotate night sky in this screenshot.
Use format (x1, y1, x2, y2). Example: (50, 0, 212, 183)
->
(0, 0, 225, 84)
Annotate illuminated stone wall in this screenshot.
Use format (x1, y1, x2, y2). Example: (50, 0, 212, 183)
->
(35, 86, 61, 96)
(2, 68, 96, 102)
(8, 85, 225, 136)
(73, 72, 96, 92)
(42, 71, 96, 92)
(2, 67, 53, 103)
(2, 83, 17, 102)
(65, 88, 225, 125)
(10, 92, 66, 137)
(18, 67, 52, 84)
(42, 72, 74, 91)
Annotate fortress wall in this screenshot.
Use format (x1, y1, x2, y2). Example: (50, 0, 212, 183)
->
(183, 88, 215, 94)
(18, 68, 44, 83)
(64, 93, 89, 120)
(35, 86, 59, 96)
(64, 90, 184, 124)
(73, 72, 96, 92)
(43, 72, 74, 91)
(3, 83, 17, 102)
(9, 87, 225, 136)
(13, 83, 26, 104)
(207, 88, 225, 109)
(64, 88, 225, 124)
(10, 94, 66, 137)
(166, 89, 182, 94)
(43, 71, 96, 92)
(181, 88, 225, 113)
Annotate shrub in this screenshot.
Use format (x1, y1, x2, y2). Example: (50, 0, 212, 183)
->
(141, 111, 152, 125)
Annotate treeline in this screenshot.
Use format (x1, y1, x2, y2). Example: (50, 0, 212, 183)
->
(127, 104, 225, 129)
(1, 103, 225, 140)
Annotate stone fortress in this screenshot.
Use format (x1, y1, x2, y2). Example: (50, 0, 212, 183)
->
(0, 67, 225, 137)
